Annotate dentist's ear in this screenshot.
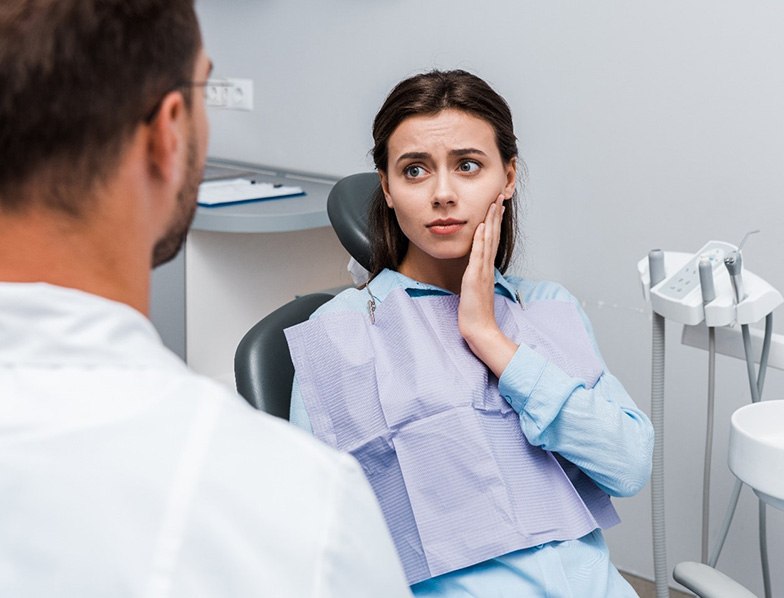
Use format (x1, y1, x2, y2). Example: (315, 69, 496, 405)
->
(146, 90, 187, 185)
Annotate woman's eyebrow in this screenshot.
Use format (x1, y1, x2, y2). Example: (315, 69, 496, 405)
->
(396, 152, 430, 164)
(395, 148, 488, 165)
(449, 148, 488, 157)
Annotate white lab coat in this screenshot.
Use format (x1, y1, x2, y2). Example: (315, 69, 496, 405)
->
(0, 282, 411, 598)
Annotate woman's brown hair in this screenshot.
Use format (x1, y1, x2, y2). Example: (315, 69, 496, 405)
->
(368, 70, 519, 277)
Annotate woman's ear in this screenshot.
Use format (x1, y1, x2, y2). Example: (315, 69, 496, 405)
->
(502, 157, 518, 199)
(378, 170, 394, 208)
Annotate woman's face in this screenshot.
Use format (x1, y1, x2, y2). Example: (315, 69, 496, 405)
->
(379, 109, 516, 279)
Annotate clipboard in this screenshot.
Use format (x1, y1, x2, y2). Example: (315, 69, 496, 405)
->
(197, 177, 306, 207)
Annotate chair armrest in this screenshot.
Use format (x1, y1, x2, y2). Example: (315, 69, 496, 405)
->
(673, 561, 757, 598)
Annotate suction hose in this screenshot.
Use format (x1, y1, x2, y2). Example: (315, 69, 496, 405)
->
(701, 326, 716, 564)
(698, 256, 717, 565)
(648, 250, 669, 598)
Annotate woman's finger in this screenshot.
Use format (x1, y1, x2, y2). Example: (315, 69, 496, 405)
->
(468, 221, 485, 272)
(483, 195, 504, 271)
(493, 203, 504, 257)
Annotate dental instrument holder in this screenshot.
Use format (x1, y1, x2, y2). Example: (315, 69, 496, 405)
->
(638, 241, 782, 328)
(638, 240, 783, 597)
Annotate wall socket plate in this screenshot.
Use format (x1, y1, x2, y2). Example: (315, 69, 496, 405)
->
(205, 78, 253, 111)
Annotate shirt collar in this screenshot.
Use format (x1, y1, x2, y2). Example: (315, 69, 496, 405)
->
(368, 268, 521, 303)
(0, 282, 184, 369)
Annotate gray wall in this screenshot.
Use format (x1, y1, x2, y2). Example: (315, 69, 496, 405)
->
(196, 1, 784, 592)
(150, 250, 186, 360)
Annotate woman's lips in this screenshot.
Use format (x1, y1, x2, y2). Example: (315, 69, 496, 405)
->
(426, 219, 466, 235)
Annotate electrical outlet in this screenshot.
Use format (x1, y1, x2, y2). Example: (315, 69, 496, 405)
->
(205, 80, 229, 107)
(205, 78, 253, 111)
(225, 78, 253, 111)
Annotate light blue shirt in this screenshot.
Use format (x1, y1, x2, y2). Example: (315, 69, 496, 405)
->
(290, 269, 653, 597)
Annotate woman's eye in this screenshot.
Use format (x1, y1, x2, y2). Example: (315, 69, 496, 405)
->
(458, 160, 480, 173)
(404, 165, 425, 178)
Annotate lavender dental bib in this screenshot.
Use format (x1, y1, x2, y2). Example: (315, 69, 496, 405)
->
(285, 288, 619, 584)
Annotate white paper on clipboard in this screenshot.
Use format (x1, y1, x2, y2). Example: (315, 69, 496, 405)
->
(197, 177, 305, 206)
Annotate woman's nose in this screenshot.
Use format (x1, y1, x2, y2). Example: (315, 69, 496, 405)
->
(431, 173, 457, 207)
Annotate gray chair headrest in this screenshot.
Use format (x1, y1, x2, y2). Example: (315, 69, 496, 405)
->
(326, 172, 379, 272)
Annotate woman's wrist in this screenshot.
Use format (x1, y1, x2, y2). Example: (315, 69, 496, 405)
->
(463, 326, 518, 378)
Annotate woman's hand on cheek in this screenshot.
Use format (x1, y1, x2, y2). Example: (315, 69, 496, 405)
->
(458, 194, 518, 377)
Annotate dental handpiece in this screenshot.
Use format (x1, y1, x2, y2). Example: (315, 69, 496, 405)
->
(648, 249, 665, 287)
(723, 250, 746, 303)
(698, 257, 716, 304)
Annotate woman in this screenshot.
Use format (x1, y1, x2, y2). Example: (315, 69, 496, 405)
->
(286, 70, 653, 597)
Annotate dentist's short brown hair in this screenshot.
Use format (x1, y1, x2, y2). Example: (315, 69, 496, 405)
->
(0, 0, 201, 215)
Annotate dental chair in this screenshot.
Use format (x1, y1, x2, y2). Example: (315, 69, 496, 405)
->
(673, 562, 757, 598)
(233, 172, 380, 418)
(234, 292, 333, 417)
(325, 172, 378, 272)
